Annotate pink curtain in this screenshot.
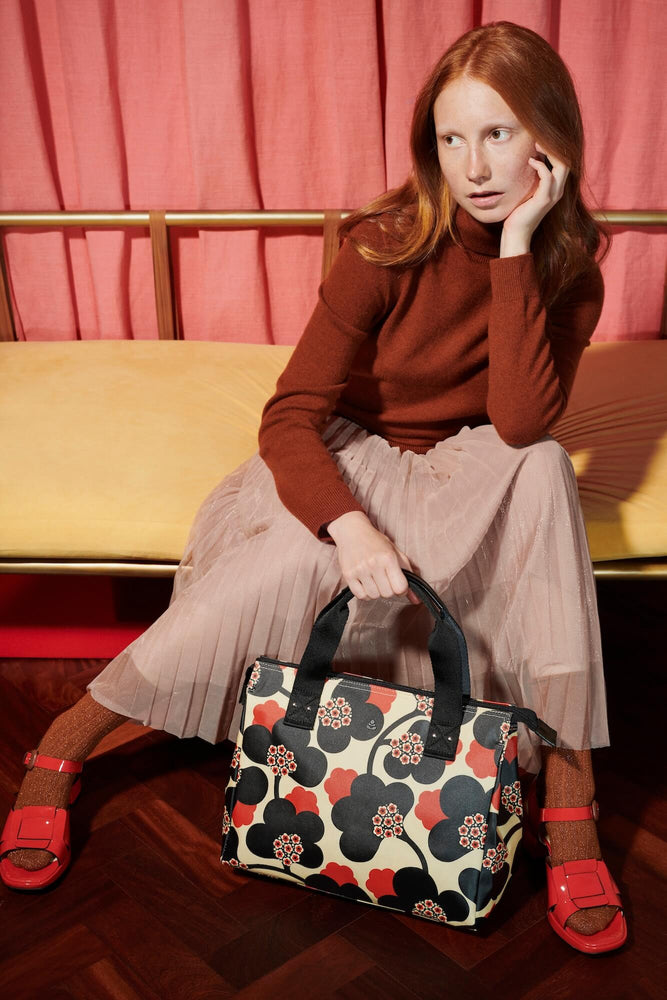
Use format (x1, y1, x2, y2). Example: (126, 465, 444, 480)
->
(0, 0, 665, 344)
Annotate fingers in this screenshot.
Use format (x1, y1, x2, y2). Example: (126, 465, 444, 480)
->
(394, 549, 421, 606)
(534, 142, 558, 170)
(331, 514, 421, 604)
(347, 551, 421, 607)
(350, 563, 401, 601)
(528, 154, 554, 184)
(532, 142, 569, 193)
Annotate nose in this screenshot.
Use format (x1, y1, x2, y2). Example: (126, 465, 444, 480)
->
(466, 144, 491, 185)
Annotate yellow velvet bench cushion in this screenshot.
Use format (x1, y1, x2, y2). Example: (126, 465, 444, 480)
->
(0, 339, 665, 568)
(0, 341, 292, 564)
(551, 340, 667, 563)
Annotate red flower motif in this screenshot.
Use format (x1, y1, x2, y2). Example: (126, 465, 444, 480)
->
(366, 868, 396, 899)
(415, 789, 448, 830)
(231, 801, 256, 827)
(321, 862, 357, 887)
(367, 684, 397, 713)
(504, 733, 518, 764)
(252, 699, 286, 732)
(324, 767, 358, 805)
(285, 787, 319, 815)
(272, 832, 304, 866)
(465, 739, 498, 779)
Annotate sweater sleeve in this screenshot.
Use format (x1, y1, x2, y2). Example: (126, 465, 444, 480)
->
(486, 253, 604, 446)
(258, 222, 398, 537)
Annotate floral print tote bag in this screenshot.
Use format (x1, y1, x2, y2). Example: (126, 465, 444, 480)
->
(221, 572, 556, 927)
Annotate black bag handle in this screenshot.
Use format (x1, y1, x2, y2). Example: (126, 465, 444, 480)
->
(284, 571, 471, 761)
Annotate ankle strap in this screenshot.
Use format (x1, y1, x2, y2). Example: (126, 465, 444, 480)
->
(540, 800, 599, 823)
(23, 750, 84, 774)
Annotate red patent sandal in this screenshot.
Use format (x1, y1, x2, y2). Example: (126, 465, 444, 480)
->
(539, 802, 627, 954)
(0, 750, 84, 891)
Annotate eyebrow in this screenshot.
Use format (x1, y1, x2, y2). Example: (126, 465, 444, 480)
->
(434, 120, 518, 133)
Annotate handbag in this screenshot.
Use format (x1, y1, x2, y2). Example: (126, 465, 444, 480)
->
(221, 571, 556, 928)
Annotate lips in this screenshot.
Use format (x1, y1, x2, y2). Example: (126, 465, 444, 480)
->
(470, 191, 502, 198)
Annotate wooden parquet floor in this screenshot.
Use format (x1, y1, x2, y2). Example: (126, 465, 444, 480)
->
(0, 579, 665, 1000)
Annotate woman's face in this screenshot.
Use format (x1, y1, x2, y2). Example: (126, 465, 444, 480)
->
(433, 75, 539, 223)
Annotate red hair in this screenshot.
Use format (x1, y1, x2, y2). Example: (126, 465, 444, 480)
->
(339, 21, 610, 307)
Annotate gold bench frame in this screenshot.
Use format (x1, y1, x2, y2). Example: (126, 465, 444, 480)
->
(0, 209, 665, 580)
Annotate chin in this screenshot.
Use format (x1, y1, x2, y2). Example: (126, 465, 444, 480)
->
(465, 203, 509, 223)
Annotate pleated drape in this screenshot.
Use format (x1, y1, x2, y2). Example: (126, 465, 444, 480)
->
(89, 417, 609, 774)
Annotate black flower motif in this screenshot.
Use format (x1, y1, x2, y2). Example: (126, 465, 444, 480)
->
(245, 660, 287, 699)
(473, 710, 505, 749)
(473, 710, 512, 767)
(332, 773, 414, 863)
(377, 867, 470, 924)
(234, 765, 268, 808)
(246, 798, 324, 870)
(242, 717, 328, 788)
(305, 862, 372, 903)
(383, 718, 447, 785)
(315, 680, 384, 754)
(427, 774, 492, 863)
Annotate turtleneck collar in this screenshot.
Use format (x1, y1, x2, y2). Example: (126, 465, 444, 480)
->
(452, 202, 503, 260)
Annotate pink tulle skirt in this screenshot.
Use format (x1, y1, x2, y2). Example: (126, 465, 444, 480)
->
(88, 417, 609, 772)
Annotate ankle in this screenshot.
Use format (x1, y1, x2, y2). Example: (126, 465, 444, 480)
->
(541, 747, 596, 810)
(545, 817, 602, 868)
(14, 767, 77, 811)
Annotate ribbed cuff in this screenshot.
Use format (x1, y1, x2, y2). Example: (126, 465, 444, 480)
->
(298, 483, 367, 539)
(489, 253, 539, 304)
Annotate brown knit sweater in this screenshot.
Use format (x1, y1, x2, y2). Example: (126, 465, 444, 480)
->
(259, 204, 604, 537)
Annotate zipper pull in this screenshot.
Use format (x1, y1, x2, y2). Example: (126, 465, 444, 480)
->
(511, 706, 557, 747)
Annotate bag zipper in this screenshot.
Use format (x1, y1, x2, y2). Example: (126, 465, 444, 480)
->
(246, 657, 557, 746)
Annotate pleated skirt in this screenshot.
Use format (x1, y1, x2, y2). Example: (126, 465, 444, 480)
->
(88, 417, 609, 773)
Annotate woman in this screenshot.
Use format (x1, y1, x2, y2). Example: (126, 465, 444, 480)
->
(0, 22, 625, 954)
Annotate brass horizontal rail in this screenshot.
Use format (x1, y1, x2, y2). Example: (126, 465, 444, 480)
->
(0, 210, 349, 228)
(0, 558, 665, 579)
(0, 209, 665, 228)
(0, 560, 180, 577)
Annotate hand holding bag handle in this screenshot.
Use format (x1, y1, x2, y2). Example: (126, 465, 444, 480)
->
(284, 571, 470, 761)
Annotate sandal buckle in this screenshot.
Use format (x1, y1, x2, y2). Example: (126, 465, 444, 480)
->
(23, 750, 38, 771)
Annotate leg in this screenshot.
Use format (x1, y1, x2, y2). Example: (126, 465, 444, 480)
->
(542, 746, 619, 936)
(5, 693, 126, 872)
(416, 434, 610, 774)
(422, 434, 623, 946)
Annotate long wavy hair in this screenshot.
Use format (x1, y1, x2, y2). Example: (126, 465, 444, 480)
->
(338, 21, 610, 308)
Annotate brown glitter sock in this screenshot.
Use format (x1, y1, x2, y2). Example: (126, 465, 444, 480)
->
(6, 693, 127, 872)
(542, 747, 618, 936)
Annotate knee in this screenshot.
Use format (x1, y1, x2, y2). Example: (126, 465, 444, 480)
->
(513, 437, 577, 503)
(521, 436, 573, 475)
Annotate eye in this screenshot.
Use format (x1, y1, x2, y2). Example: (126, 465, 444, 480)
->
(440, 135, 462, 147)
(489, 128, 510, 141)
